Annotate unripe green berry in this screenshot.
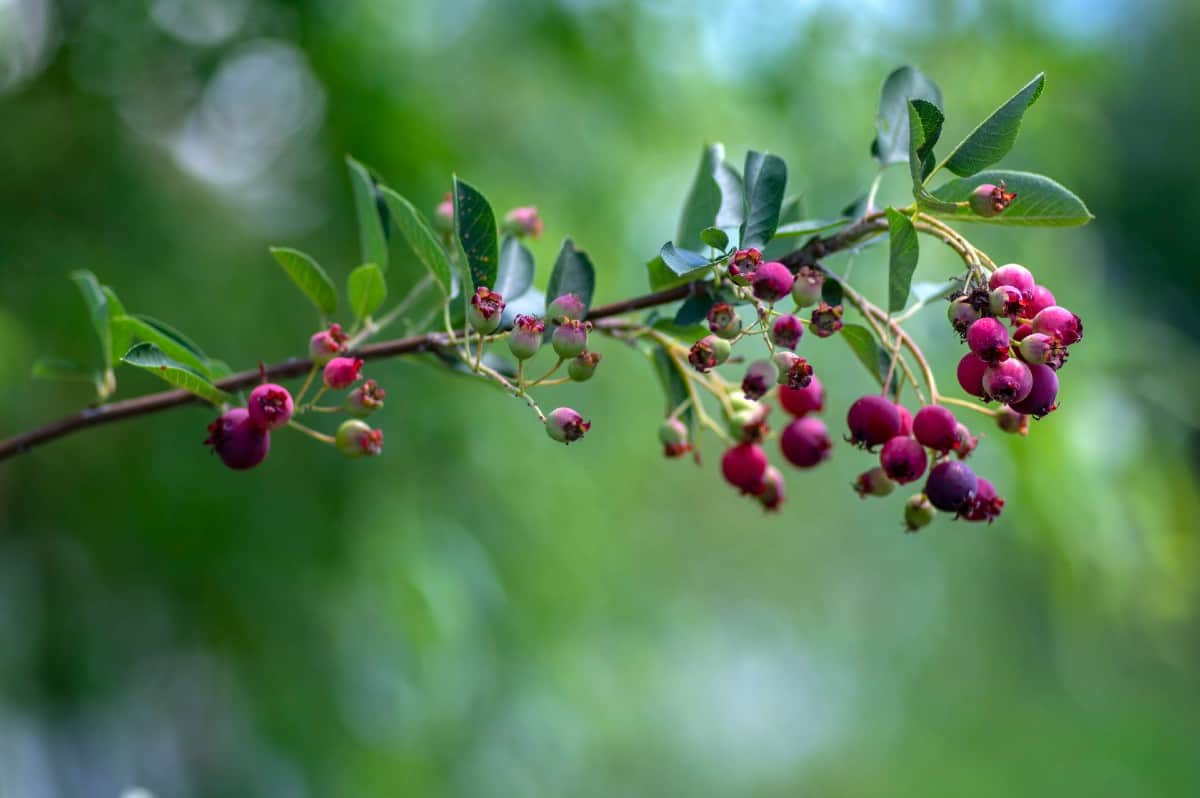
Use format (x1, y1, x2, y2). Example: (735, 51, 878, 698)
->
(546, 407, 590, 444)
(508, 315, 545, 360)
(551, 318, 591, 359)
(336, 419, 384, 458)
(567, 351, 601, 382)
(468, 286, 505, 334)
(903, 493, 936, 533)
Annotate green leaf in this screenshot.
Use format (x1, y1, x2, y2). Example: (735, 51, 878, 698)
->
(380, 187, 453, 295)
(677, 144, 724, 252)
(740, 151, 787, 249)
(452, 176, 499, 289)
(647, 256, 701, 291)
(874, 66, 943, 166)
(69, 270, 112, 371)
(930, 170, 1093, 226)
(773, 218, 852, 238)
(944, 73, 1045, 177)
(659, 242, 711, 275)
(346, 156, 390, 272)
(840, 324, 900, 399)
(121, 342, 231, 405)
(648, 344, 695, 435)
(885, 208, 920, 313)
(268, 247, 337, 317)
(713, 159, 745, 229)
(674, 292, 714, 326)
(700, 227, 729, 250)
(495, 235, 535, 301)
(545, 238, 596, 314)
(347, 263, 387, 320)
(112, 315, 213, 378)
(32, 357, 95, 382)
(101, 286, 133, 366)
(822, 276, 844, 307)
(907, 99, 944, 186)
(651, 317, 709, 344)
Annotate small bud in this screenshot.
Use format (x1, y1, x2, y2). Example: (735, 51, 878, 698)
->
(721, 442, 768, 493)
(468, 286, 505, 334)
(770, 314, 804, 350)
(551, 318, 591, 359)
(546, 407, 590, 444)
(688, 335, 731, 373)
(547, 293, 586, 322)
(751, 261, 795, 303)
(903, 494, 936, 533)
(854, 466, 896, 498)
(309, 323, 348, 366)
(508, 314, 545, 360)
(995, 406, 1029, 436)
(336, 418, 384, 458)
(567, 351, 601, 382)
(204, 407, 270, 471)
(757, 466, 786, 512)
(433, 193, 454, 233)
(502, 206, 544, 239)
(323, 357, 364, 391)
(659, 417, 692, 459)
(741, 359, 779, 400)
(791, 266, 824, 308)
(247, 383, 294, 431)
(968, 181, 1016, 217)
(707, 302, 742, 340)
(727, 248, 762, 286)
(947, 296, 982, 337)
(345, 379, 386, 418)
(809, 301, 844, 338)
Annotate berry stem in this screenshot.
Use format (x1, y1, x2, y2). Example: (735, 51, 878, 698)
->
(936, 395, 998, 418)
(287, 419, 336, 445)
(528, 358, 564, 388)
(472, 333, 484, 373)
(294, 364, 319, 405)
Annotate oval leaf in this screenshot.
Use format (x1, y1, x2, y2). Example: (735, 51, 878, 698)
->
(677, 144, 725, 252)
(700, 227, 729, 251)
(930, 170, 1093, 226)
(673, 292, 714, 326)
(121, 342, 230, 405)
(452, 176, 499, 289)
(546, 238, 596, 314)
(69, 270, 112, 371)
(347, 263, 387, 320)
(495, 235, 535, 301)
(874, 66, 943, 166)
(773, 218, 852, 239)
(112, 315, 213, 378)
(885, 208, 920, 313)
(659, 242, 711, 276)
(380, 187, 453, 295)
(268, 247, 337, 316)
(740, 151, 787, 249)
(944, 74, 1045, 178)
(346, 156, 390, 272)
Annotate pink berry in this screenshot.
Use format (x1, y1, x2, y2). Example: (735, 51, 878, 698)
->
(1018, 333, 1068, 369)
(988, 264, 1036, 298)
(778, 377, 824, 417)
(924, 460, 978, 513)
(323, 357, 363, 390)
(1009, 363, 1059, 418)
(854, 466, 895, 498)
(247, 383, 294, 431)
(503, 206, 544, 239)
(757, 466, 786, 512)
(1013, 323, 1034, 342)
(880, 436, 928, 484)
(345, 379, 386, 418)
(780, 417, 832, 469)
(508, 315, 545, 360)
(547, 293, 586, 322)
(727, 248, 762, 286)
(1031, 306, 1083, 346)
(989, 285, 1025, 320)
(957, 353, 989, 398)
(204, 407, 270, 471)
(1027, 285, 1056, 317)
(895, 404, 913, 436)
(983, 359, 1034, 405)
(966, 317, 1010, 364)
(722, 442, 769, 492)
(751, 261, 795, 303)
(912, 405, 958, 454)
(468, 286, 505, 334)
(846, 395, 901, 449)
(546, 407, 590, 444)
(770, 314, 804, 350)
(962, 477, 1004, 523)
(309, 323, 348, 366)
(791, 265, 824, 308)
(968, 182, 1016, 217)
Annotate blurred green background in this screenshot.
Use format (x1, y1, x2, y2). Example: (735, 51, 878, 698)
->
(2, 0, 1199, 795)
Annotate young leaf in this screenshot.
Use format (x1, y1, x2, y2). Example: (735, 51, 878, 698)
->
(677, 144, 725, 252)
(840, 324, 899, 398)
(930, 170, 1093, 226)
(69, 270, 112, 370)
(943, 74, 1045, 177)
(874, 66, 943, 166)
(121, 342, 231, 405)
(495, 236, 535, 301)
(112, 315, 213, 378)
(740, 151, 787, 249)
(380, 187, 453, 294)
(32, 357, 95, 382)
(700, 227, 729, 251)
(347, 263, 387, 320)
(545, 238, 596, 314)
(659, 242, 711, 275)
(885, 208, 919, 313)
(674, 292, 714, 326)
(907, 99, 944, 186)
(346, 156, 390, 272)
(452, 176, 499, 289)
(268, 247, 337, 317)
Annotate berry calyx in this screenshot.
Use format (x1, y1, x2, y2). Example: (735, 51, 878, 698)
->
(688, 335, 731, 373)
(903, 494, 936, 533)
(508, 315, 545, 360)
(309, 323, 348, 366)
(727, 248, 762, 286)
(968, 181, 1016, 217)
(924, 460, 978, 513)
(721, 442, 768, 492)
(757, 466, 786, 512)
(706, 302, 742, 340)
(751, 261, 795, 303)
(502, 206, 544, 239)
(966, 317, 1011, 364)
(854, 466, 896, 498)
(1016, 331, 1068, 370)
(546, 293, 586, 322)
(791, 266, 824, 308)
(345, 379, 385, 418)
(982, 358, 1034, 404)
(846, 395, 901, 450)
(912, 405, 958, 454)
(810, 301, 844, 338)
(780, 417, 832, 469)
(880, 435, 928, 484)
(567, 351, 601, 382)
(741, 359, 779, 400)
(956, 353, 990, 398)
(335, 419, 384, 458)
(546, 407, 590, 444)
(773, 353, 814, 389)
(247, 383, 294, 431)
(468, 286, 505, 334)
(323, 357, 364, 391)
(769, 314, 804, 350)
(204, 407, 270, 470)
(1009, 363, 1059, 418)
(962, 477, 1004, 523)
(658, 417, 692, 459)
(1030, 306, 1083, 346)
(551, 318, 591, 359)
(952, 423, 979, 459)
(778, 376, 824, 417)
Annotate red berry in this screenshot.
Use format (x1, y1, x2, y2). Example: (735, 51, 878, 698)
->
(323, 357, 363, 390)
(966, 317, 1010, 364)
(924, 460, 978, 513)
(1009, 363, 1059, 418)
(895, 403, 913, 436)
(912, 405, 958, 453)
(780, 417, 832, 469)
(309, 323, 348, 365)
(988, 264, 1036, 298)
(846, 395, 901, 449)
(1031, 306, 1083, 346)
(751, 261, 795, 303)
(247, 383, 294, 431)
(957, 353, 989, 398)
(1027, 285, 1056, 317)
(778, 377, 824, 417)
(880, 436, 928, 484)
(204, 407, 270, 471)
(983, 359, 1034, 405)
(722, 442, 768, 492)
(968, 182, 1016, 217)
(962, 477, 1004, 523)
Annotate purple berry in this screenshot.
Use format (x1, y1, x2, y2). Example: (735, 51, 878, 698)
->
(962, 477, 1004, 523)
(247, 383, 294, 431)
(912, 405, 958, 454)
(468, 286, 505, 334)
(880, 436, 928, 484)
(778, 377, 824, 418)
(1018, 333, 1068, 369)
(508, 314, 545, 360)
(751, 261, 795, 303)
(551, 318, 591, 359)
(722, 442, 768, 492)
(966, 317, 1011, 364)
(741, 359, 779, 400)
(809, 302, 844, 338)
(770, 314, 804, 350)
(707, 302, 742, 340)
(903, 494, 936, 532)
(1009, 363, 1059, 418)
(924, 460, 978, 513)
(983, 358, 1034, 404)
(988, 264, 1036, 298)
(1031, 306, 1083, 346)
(323, 357, 364, 391)
(547, 293, 586, 322)
(968, 181, 1016, 217)
(757, 466, 786, 512)
(780, 417, 832, 469)
(846, 395, 902, 449)
(791, 266, 824, 308)
(854, 466, 895, 498)
(335, 419, 383, 458)
(957, 353, 989, 398)
(546, 407, 590, 444)
(204, 407, 270, 471)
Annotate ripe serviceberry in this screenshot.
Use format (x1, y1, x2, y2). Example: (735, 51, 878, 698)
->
(854, 466, 896, 498)
(727, 248, 762, 286)
(568, 351, 601, 382)
(983, 358, 1034, 404)
(924, 460, 978, 513)
(988, 264, 1036, 298)
(508, 315, 545, 360)
(658, 417, 692, 459)
(895, 404, 913, 436)
(345, 379, 385, 417)
(689, 335, 731, 373)
(781, 417, 832, 469)
(502, 206, 544, 239)
(968, 181, 1016, 217)
(880, 436, 927, 484)
(778, 376, 824, 417)
(1009, 363, 1059, 418)
(707, 302, 742, 339)
(1031, 306, 1083, 346)
(434, 193, 454, 233)
(551, 318, 591, 359)
(947, 296, 982, 336)
(323, 357, 364, 390)
(966, 317, 1010, 364)
(791, 266, 824, 308)
(546, 407, 590, 444)
(912, 405, 958, 453)
(468, 286, 505, 334)
(989, 285, 1025, 320)
(770, 314, 804, 350)
(309, 323, 348, 365)
(963, 477, 1004, 523)
(1027, 284, 1057, 317)
(1018, 332, 1068, 369)
(742, 359, 779, 400)
(751, 261, 795, 303)
(546, 293, 586, 322)
(774, 353, 814, 389)
(757, 466, 786, 512)
(335, 419, 384, 458)
(846, 395, 901, 450)
(810, 302, 844, 338)
(204, 407, 270, 471)
(957, 353, 989, 398)
(952, 423, 979, 459)
(247, 384, 294, 431)
(995, 406, 1029, 436)
(903, 494, 936, 533)
(1013, 322, 1034, 342)
(722, 442, 768, 492)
